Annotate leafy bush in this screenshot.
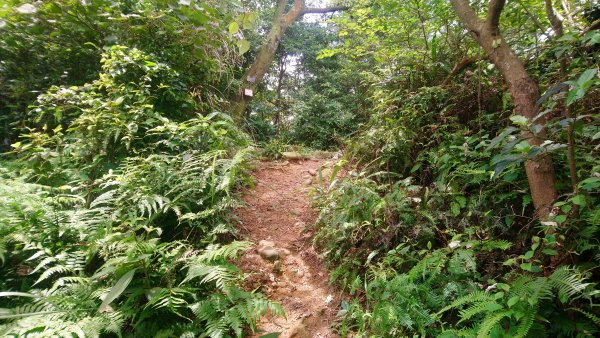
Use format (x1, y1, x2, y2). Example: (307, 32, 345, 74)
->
(0, 0, 239, 148)
(1, 45, 280, 337)
(311, 38, 600, 338)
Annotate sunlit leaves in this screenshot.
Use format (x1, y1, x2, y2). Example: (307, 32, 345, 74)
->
(98, 269, 136, 312)
(565, 68, 599, 105)
(237, 39, 250, 55)
(229, 22, 239, 35)
(241, 12, 257, 30)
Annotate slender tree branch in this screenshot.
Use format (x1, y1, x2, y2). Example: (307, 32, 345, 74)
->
(441, 56, 487, 86)
(545, 0, 564, 36)
(487, 0, 506, 30)
(518, 1, 547, 35)
(561, 0, 575, 26)
(301, 6, 348, 15)
(582, 18, 600, 35)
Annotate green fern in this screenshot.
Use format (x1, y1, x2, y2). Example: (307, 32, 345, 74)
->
(476, 312, 506, 338)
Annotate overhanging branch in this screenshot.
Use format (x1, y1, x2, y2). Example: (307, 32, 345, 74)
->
(441, 56, 488, 86)
(545, 0, 564, 36)
(301, 6, 348, 15)
(582, 18, 600, 35)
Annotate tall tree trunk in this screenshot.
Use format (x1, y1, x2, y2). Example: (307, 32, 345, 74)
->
(450, 0, 558, 218)
(230, 0, 346, 121)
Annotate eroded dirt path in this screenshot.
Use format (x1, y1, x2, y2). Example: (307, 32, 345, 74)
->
(237, 158, 339, 338)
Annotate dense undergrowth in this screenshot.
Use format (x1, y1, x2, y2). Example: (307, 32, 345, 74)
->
(2, 0, 600, 337)
(0, 45, 282, 337)
(309, 1, 600, 337)
(0, 1, 282, 336)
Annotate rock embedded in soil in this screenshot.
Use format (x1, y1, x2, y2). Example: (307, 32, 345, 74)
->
(258, 246, 279, 262)
(258, 240, 275, 248)
(283, 151, 305, 161)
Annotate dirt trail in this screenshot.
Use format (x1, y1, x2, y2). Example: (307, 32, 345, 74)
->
(237, 158, 340, 338)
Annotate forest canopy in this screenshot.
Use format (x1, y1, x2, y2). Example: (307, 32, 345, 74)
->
(0, 0, 599, 337)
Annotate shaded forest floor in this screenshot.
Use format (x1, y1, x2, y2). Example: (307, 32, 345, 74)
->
(236, 158, 340, 338)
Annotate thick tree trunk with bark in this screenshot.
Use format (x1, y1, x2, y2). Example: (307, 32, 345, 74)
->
(231, 0, 346, 121)
(450, 0, 558, 217)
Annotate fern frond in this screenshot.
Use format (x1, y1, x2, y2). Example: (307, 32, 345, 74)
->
(408, 249, 446, 282)
(513, 308, 535, 338)
(481, 239, 512, 251)
(34, 265, 74, 286)
(457, 300, 499, 324)
(182, 263, 237, 289)
(570, 307, 600, 326)
(198, 241, 251, 262)
(0, 301, 54, 320)
(476, 312, 506, 338)
(549, 266, 589, 301)
(437, 291, 494, 316)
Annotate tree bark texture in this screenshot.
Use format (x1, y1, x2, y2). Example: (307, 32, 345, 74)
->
(450, 0, 558, 217)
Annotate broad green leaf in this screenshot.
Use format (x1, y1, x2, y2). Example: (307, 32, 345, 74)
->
(530, 265, 542, 273)
(507, 296, 520, 308)
(0, 292, 38, 298)
(497, 283, 510, 291)
(228, 22, 239, 35)
(503, 258, 516, 266)
(509, 115, 528, 126)
(571, 194, 586, 206)
(242, 12, 257, 30)
(520, 262, 532, 271)
(555, 214, 567, 224)
(514, 140, 531, 152)
(237, 39, 250, 55)
(579, 177, 600, 191)
(567, 88, 585, 105)
(98, 269, 136, 312)
(487, 127, 517, 150)
(451, 202, 460, 216)
(577, 68, 598, 86)
(486, 302, 503, 311)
